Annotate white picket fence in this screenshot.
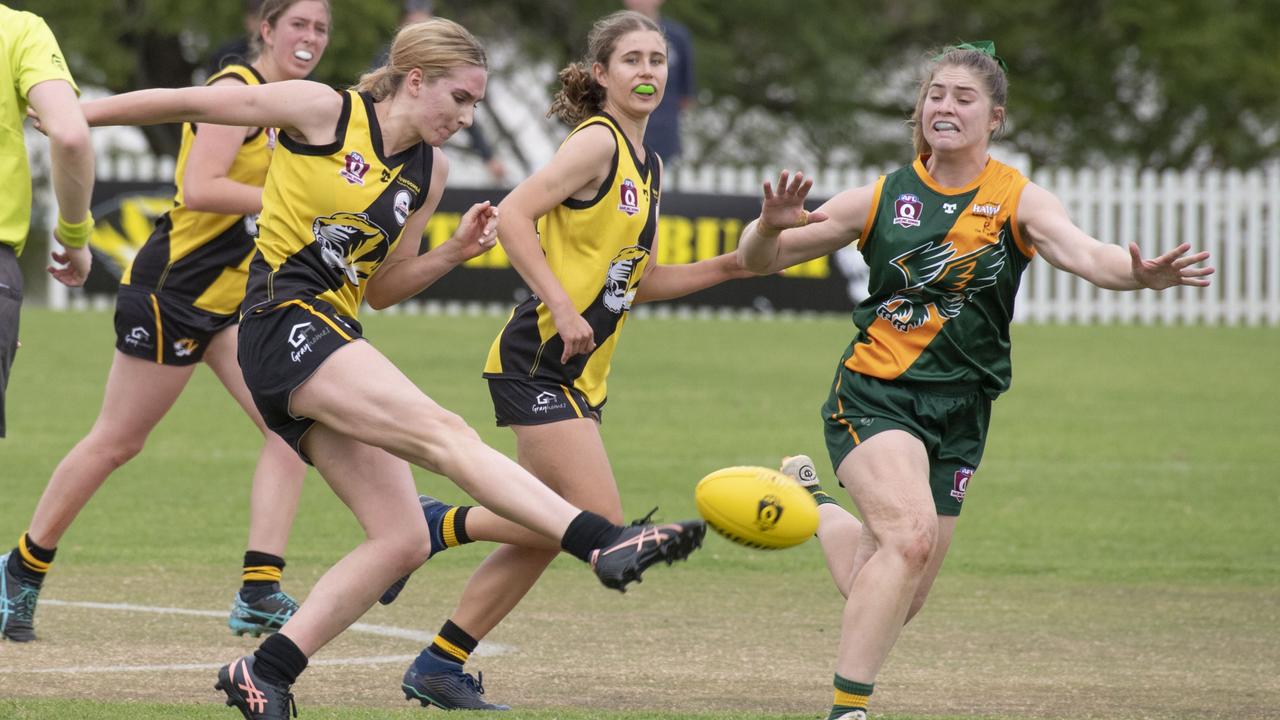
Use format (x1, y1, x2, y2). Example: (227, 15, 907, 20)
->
(666, 161, 1280, 326)
(53, 153, 1280, 326)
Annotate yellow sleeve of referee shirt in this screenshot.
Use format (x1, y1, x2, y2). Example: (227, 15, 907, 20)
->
(0, 6, 80, 254)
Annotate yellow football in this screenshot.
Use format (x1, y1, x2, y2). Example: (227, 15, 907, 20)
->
(694, 466, 819, 549)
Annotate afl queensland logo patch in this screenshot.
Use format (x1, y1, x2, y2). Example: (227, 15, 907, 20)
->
(393, 190, 413, 226)
(950, 467, 974, 502)
(341, 151, 370, 185)
(618, 178, 640, 216)
(893, 193, 923, 228)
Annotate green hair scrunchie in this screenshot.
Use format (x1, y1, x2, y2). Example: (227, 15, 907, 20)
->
(936, 40, 1009, 73)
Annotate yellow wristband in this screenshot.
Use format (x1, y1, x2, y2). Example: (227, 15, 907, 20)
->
(55, 214, 95, 249)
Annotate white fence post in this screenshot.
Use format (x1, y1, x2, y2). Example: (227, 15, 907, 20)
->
(1224, 171, 1243, 326)
(1116, 166, 1137, 323)
(1245, 168, 1265, 326)
(1267, 164, 1280, 325)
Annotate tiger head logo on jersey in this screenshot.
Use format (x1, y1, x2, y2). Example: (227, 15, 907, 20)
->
(311, 212, 389, 287)
(877, 240, 1007, 332)
(602, 245, 650, 314)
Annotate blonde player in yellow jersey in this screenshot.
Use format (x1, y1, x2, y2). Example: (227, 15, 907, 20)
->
(387, 11, 750, 710)
(5, 0, 330, 644)
(737, 43, 1215, 720)
(72, 17, 705, 719)
(0, 3, 95, 643)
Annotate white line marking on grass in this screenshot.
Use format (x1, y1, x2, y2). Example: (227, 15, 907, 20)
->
(0, 599, 515, 674)
(39, 599, 225, 618)
(3, 655, 420, 674)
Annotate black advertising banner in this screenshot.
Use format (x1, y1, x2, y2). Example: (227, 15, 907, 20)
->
(86, 182, 869, 312)
(83, 181, 176, 295)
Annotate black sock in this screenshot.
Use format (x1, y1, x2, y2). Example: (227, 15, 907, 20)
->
(10, 533, 56, 587)
(241, 551, 285, 598)
(560, 511, 623, 563)
(449, 506, 473, 545)
(254, 633, 308, 686)
(413, 619, 479, 673)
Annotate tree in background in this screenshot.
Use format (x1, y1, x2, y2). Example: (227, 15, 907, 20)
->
(443, 0, 1279, 170)
(13, 0, 398, 155)
(19, 0, 1280, 169)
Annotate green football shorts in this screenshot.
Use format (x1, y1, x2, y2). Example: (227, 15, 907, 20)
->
(821, 365, 992, 516)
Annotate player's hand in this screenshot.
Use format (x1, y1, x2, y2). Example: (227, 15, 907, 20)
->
(446, 201, 499, 263)
(1129, 242, 1214, 290)
(554, 311, 595, 363)
(48, 241, 91, 287)
(759, 170, 827, 236)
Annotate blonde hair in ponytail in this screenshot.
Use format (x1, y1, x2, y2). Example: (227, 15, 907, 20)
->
(354, 17, 487, 101)
(547, 10, 661, 125)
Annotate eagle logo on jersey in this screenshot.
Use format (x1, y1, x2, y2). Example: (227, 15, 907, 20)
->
(311, 212, 389, 286)
(602, 245, 650, 314)
(876, 239, 1007, 332)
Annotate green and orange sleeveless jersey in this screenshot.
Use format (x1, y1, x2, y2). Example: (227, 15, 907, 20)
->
(844, 155, 1033, 397)
(243, 90, 433, 319)
(0, 6, 78, 254)
(122, 64, 272, 316)
(484, 112, 659, 407)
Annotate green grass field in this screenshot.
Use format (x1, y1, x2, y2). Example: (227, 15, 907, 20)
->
(1, 308, 1276, 720)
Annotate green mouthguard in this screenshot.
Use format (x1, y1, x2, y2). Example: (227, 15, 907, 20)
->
(635, 84, 656, 95)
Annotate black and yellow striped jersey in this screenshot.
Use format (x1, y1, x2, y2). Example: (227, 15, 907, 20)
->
(484, 112, 660, 407)
(243, 90, 433, 319)
(122, 64, 272, 316)
(844, 155, 1032, 396)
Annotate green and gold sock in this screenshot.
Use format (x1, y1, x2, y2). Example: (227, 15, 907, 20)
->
(810, 487, 840, 506)
(827, 673, 873, 719)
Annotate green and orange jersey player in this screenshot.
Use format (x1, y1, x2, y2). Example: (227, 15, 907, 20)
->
(736, 41, 1214, 720)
